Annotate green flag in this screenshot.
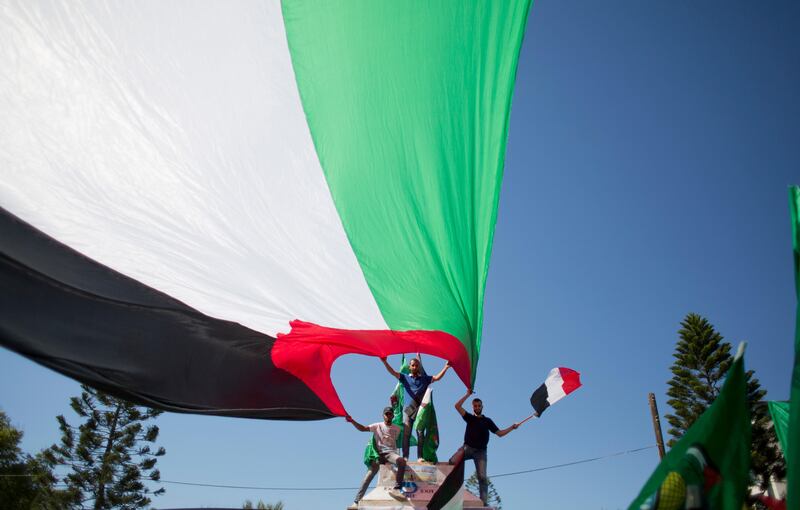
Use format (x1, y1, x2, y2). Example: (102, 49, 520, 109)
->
(788, 185, 800, 510)
(629, 344, 751, 510)
(362, 436, 380, 469)
(391, 356, 410, 438)
(768, 401, 790, 458)
(413, 387, 440, 463)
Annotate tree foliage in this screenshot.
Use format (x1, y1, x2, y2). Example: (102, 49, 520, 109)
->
(44, 385, 166, 509)
(0, 409, 71, 509)
(0, 409, 36, 508)
(465, 472, 502, 509)
(242, 500, 285, 509)
(665, 313, 785, 490)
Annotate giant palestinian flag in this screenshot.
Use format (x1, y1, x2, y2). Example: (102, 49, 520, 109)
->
(0, 1, 532, 419)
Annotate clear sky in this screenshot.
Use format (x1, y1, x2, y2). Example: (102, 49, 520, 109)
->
(2, 1, 799, 509)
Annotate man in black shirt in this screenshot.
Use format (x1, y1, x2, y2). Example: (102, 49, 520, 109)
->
(450, 389, 519, 506)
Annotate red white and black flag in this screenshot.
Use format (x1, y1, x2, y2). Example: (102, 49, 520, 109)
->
(530, 367, 582, 416)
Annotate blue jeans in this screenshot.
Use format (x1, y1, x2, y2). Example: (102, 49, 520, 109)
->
(449, 445, 489, 505)
(402, 402, 425, 459)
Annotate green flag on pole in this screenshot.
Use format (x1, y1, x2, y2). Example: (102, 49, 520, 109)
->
(788, 185, 800, 510)
(629, 344, 751, 510)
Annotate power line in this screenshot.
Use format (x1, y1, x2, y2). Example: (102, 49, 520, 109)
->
(490, 445, 656, 478)
(160, 480, 356, 491)
(1, 444, 655, 491)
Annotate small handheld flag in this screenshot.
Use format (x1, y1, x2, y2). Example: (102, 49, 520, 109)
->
(530, 367, 582, 416)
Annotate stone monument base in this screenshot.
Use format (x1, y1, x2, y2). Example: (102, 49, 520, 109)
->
(352, 461, 494, 510)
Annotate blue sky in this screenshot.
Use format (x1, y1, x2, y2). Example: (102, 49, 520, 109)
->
(2, 1, 799, 509)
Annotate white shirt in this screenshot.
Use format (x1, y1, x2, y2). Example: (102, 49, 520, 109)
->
(369, 422, 400, 453)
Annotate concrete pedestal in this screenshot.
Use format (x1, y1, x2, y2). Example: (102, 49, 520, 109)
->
(353, 461, 493, 510)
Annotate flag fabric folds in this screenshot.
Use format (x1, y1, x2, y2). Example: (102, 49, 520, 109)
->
(788, 185, 800, 510)
(530, 367, 582, 416)
(0, 1, 533, 420)
(628, 345, 751, 510)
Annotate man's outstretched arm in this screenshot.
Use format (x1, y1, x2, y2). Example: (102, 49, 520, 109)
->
(431, 361, 451, 382)
(380, 357, 400, 379)
(345, 415, 370, 432)
(495, 422, 520, 438)
(454, 389, 472, 417)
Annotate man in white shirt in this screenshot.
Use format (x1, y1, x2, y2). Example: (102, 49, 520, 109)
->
(347, 407, 407, 508)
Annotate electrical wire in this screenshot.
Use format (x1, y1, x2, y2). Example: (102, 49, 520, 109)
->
(490, 445, 657, 479)
(1, 444, 656, 491)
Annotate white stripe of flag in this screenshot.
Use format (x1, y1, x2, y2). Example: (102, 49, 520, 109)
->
(530, 367, 582, 416)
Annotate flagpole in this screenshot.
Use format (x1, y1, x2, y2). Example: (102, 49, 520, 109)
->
(518, 412, 538, 426)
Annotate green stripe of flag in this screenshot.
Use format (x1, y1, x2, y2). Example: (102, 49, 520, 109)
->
(282, 0, 532, 383)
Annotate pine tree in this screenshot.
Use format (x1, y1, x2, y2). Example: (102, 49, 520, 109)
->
(665, 313, 785, 491)
(44, 385, 166, 509)
(465, 472, 502, 509)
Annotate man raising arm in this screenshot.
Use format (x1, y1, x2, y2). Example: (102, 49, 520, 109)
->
(380, 356, 450, 460)
(450, 389, 519, 506)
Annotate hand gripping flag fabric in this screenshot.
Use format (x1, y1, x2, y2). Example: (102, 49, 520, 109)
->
(0, 1, 532, 419)
(788, 185, 800, 510)
(530, 367, 582, 416)
(629, 344, 751, 510)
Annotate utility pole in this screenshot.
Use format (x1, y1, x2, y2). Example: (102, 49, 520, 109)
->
(648, 392, 666, 459)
